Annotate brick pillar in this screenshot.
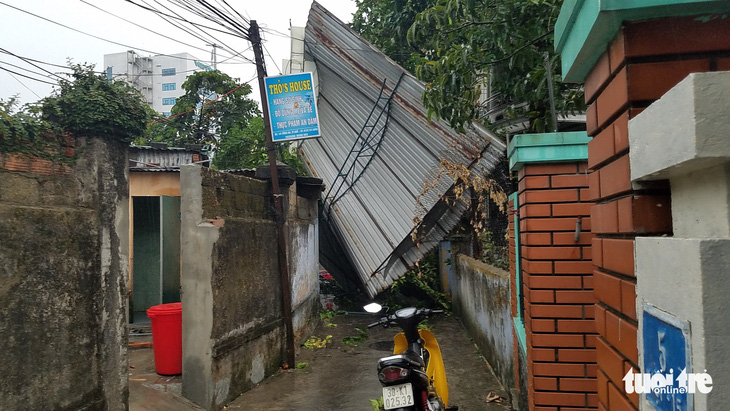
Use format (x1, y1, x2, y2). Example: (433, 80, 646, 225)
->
(555, 3, 730, 410)
(508, 132, 596, 410)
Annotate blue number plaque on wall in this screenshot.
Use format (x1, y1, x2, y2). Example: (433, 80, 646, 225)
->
(642, 304, 692, 411)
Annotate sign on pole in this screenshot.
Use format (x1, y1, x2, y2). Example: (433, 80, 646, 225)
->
(264, 72, 321, 142)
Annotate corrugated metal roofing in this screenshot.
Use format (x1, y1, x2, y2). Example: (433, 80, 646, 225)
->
(300, 2, 507, 297)
(128, 145, 209, 171)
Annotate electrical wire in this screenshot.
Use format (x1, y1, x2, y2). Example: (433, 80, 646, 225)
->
(0, 48, 67, 81)
(0, 65, 57, 85)
(133, 0, 255, 64)
(123, 0, 244, 39)
(0, 1, 224, 65)
(171, 0, 249, 39)
(216, 0, 250, 26)
(261, 26, 291, 39)
(0, 59, 65, 81)
(80, 0, 246, 63)
(0, 50, 71, 70)
(7, 72, 42, 99)
(263, 43, 282, 75)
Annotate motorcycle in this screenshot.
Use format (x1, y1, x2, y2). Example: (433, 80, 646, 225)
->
(365, 304, 456, 411)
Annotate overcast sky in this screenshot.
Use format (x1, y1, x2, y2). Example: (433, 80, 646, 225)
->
(0, 0, 357, 107)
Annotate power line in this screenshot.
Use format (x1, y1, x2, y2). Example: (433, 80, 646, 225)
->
(123, 0, 244, 39)
(0, 65, 57, 86)
(0, 1, 234, 65)
(7, 71, 42, 99)
(79, 0, 245, 63)
(171, 0, 249, 39)
(216, 0, 250, 26)
(0, 47, 66, 81)
(0, 49, 71, 70)
(0, 59, 65, 81)
(142, 0, 241, 55)
(261, 26, 291, 39)
(129, 0, 255, 64)
(0, 47, 214, 78)
(263, 43, 282, 75)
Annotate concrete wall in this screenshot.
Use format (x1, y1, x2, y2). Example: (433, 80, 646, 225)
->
(452, 255, 514, 395)
(0, 137, 129, 410)
(288, 191, 320, 341)
(180, 165, 319, 410)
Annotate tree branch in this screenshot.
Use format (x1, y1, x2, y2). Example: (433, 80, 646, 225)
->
(477, 29, 554, 67)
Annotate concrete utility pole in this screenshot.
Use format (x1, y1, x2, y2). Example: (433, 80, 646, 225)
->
(249, 20, 296, 367)
(207, 43, 218, 70)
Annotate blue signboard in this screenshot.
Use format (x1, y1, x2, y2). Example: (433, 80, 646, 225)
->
(642, 304, 692, 411)
(264, 72, 320, 142)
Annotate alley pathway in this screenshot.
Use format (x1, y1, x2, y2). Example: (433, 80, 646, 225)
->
(226, 312, 512, 410)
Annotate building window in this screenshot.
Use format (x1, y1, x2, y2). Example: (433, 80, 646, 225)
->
(162, 83, 176, 91)
(161, 68, 176, 76)
(163, 112, 171, 117)
(162, 97, 176, 106)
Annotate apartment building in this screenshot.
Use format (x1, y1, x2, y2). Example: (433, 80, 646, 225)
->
(104, 50, 211, 115)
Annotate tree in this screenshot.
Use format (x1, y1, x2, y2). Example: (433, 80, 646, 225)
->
(407, 0, 585, 132)
(146, 70, 305, 172)
(352, 0, 437, 73)
(41, 64, 151, 143)
(352, 0, 585, 133)
(145, 70, 258, 147)
(212, 116, 304, 173)
(0, 97, 47, 154)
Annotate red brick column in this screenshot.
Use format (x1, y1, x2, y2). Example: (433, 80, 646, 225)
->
(583, 16, 730, 410)
(508, 195, 520, 389)
(517, 162, 597, 410)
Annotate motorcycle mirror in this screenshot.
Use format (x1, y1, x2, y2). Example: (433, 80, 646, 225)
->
(363, 302, 383, 313)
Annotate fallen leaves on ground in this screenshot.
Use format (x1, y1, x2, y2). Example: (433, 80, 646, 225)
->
(485, 391, 506, 403)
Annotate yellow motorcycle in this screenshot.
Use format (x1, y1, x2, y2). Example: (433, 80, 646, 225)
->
(365, 305, 456, 411)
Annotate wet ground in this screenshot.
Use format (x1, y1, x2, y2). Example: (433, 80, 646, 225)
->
(129, 313, 512, 410)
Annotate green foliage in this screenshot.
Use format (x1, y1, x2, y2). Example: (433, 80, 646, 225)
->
(320, 309, 346, 328)
(354, 0, 585, 133)
(381, 251, 451, 311)
(303, 334, 333, 349)
(146, 70, 258, 147)
(145, 70, 305, 173)
(41, 64, 150, 143)
(295, 361, 308, 369)
(369, 396, 384, 411)
(342, 327, 369, 345)
(479, 230, 509, 270)
(407, 0, 585, 132)
(0, 98, 53, 156)
(213, 116, 306, 173)
(319, 309, 346, 320)
(352, 0, 437, 73)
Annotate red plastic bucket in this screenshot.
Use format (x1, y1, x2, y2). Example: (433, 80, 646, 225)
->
(146, 302, 182, 375)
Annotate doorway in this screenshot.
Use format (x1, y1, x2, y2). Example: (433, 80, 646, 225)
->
(131, 195, 181, 322)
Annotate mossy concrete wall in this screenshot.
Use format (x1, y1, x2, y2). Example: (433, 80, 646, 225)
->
(452, 255, 515, 399)
(0, 137, 129, 410)
(180, 165, 319, 410)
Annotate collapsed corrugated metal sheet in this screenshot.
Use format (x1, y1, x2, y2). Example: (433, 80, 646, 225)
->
(300, 1, 506, 297)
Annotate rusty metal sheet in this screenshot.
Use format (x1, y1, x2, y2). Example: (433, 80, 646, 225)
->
(299, 2, 506, 297)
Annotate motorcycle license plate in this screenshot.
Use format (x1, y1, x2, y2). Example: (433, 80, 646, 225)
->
(383, 383, 414, 409)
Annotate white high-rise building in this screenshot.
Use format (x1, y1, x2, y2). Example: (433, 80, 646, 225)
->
(104, 51, 211, 116)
